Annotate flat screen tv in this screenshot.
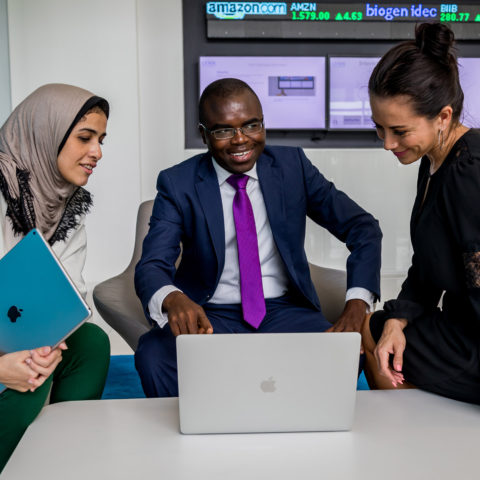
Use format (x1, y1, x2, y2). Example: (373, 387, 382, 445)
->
(459, 57, 480, 128)
(328, 56, 381, 130)
(199, 56, 326, 129)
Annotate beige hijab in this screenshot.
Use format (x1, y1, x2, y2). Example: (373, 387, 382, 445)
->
(0, 83, 98, 240)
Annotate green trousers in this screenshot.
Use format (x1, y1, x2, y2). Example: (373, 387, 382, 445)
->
(0, 323, 110, 472)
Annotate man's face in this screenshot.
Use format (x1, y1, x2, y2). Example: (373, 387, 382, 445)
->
(199, 90, 266, 174)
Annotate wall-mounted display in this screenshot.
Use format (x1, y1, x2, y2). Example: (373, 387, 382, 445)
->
(459, 57, 480, 128)
(199, 56, 326, 129)
(328, 57, 381, 130)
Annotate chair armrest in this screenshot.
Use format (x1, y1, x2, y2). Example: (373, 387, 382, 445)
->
(93, 271, 151, 351)
(308, 263, 347, 324)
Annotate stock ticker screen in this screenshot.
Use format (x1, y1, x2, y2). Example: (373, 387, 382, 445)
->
(205, 2, 480, 39)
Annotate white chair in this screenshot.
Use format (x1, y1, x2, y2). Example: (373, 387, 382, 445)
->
(93, 200, 154, 350)
(93, 200, 347, 350)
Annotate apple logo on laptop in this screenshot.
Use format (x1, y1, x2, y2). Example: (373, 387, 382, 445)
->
(260, 377, 276, 393)
(7, 306, 23, 323)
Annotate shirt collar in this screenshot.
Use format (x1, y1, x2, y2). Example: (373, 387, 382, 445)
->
(211, 157, 258, 186)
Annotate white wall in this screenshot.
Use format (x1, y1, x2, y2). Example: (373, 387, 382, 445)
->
(6, 0, 415, 298)
(136, 0, 185, 200)
(303, 149, 417, 275)
(0, 0, 10, 125)
(8, 0, 141, 282)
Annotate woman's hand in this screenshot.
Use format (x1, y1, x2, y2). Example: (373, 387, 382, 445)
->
(0, 343, 66, 393)
(26, 343, 67, 390)
(374, 318, 408, 387)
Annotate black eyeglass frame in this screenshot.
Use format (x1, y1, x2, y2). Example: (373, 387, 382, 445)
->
(198, 119, 264, 140)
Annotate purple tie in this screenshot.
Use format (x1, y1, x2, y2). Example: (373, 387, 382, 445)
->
(227, 174, 266, 329)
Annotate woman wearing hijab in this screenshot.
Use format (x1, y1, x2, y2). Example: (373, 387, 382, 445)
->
(0, 84, 111, 471)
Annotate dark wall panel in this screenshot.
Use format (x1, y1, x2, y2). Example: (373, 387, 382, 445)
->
(183, 0, 480, 148)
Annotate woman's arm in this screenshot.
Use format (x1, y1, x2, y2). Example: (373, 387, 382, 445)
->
(442, 147, 480, 325)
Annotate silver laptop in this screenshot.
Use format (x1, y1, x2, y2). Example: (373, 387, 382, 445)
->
(0, 229, 91, 391)
(177, 332, 361, 434)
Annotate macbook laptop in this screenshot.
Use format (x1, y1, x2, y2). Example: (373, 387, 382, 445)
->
(177, 332, 361, 434)
(0, 229, 91, 391)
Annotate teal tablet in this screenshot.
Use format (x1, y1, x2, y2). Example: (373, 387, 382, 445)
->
(0, 229, 91, 391)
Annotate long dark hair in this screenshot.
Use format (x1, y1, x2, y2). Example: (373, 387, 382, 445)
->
(369, 22, 464, 123)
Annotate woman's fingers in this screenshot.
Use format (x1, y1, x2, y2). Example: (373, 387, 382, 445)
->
(393, 347, 405, 373)
(376, 348, 397, 385)
(27, 355, 60, 390)
(30, 347, 63, 368)
(0, 351, 41, 392)
(374, 323, 407, 387)
(27, 351, 63, 377)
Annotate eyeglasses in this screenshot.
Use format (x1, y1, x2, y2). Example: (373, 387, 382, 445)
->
(199, 120, 264, 140)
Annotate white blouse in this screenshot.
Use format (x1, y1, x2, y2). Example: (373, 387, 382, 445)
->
(0, 193, 88, 299)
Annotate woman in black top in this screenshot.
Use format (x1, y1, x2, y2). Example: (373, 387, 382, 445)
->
(363, 22, 480, 404)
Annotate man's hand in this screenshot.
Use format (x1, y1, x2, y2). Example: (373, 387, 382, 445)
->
(327, 299, 368, 352)
(163, 291, 213, 336)
(327, 299, 367, 333)
(374, 318, 408, 387)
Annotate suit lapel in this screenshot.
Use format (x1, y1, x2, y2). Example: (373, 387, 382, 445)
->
(257, 154, 298, 285)
(195, 155, 225, 270)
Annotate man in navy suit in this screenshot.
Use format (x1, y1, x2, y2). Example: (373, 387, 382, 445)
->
(135, 78, 382, 397)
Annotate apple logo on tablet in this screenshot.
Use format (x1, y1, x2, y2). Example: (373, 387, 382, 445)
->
(260, 377, 276, 393)
(7, 306, 23, 323)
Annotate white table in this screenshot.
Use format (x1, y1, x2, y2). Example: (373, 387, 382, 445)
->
(2, 390, 479, 479)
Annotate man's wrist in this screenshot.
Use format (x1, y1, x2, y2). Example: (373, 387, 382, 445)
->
(346, 298, 368, 309)
(345, 287, 375, 313)
(163, 290, 184, 311)
(148, 286, 182, 328)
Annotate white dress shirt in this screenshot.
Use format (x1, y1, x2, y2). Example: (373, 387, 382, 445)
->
(148, 159, 374, 327)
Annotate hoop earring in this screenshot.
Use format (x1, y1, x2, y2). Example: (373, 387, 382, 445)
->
(438, 129, 445, 150)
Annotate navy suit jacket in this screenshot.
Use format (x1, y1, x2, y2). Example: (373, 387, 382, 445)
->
(135, 146, 382, 322)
